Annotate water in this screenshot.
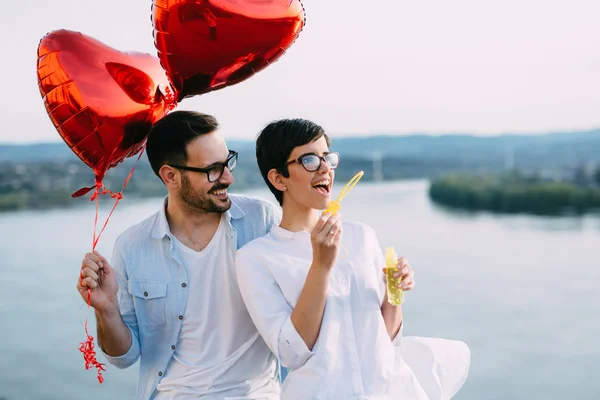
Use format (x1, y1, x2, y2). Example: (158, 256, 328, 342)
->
(1, 180, 599, 400)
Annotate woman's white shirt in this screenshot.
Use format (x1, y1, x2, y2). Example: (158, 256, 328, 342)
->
(235, 221, 429, 400)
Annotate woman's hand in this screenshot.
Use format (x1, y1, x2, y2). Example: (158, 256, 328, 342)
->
(383, 257, 415, 291)
(395, 257, 415, 291)
(310, 212, 342, 270)
(381, 257, 413, 339)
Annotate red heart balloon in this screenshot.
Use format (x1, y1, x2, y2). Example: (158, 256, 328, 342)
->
(152, 0, 305, 101)
(37, 30, 176, 196)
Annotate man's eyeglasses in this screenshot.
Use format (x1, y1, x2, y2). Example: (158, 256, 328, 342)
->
(285, 152, 340, 172)
(169, 150, 238, 182)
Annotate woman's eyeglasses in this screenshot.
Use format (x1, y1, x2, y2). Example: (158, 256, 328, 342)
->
(169, 150, 238, 182)
(285, 152, 339, 172)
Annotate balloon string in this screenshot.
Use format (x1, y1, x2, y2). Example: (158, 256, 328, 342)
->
(78, 146, 146, 383)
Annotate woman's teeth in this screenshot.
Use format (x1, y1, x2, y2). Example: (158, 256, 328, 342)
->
(312, 180, 330, 194)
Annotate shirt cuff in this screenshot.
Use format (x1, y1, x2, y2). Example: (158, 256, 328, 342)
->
(278, 315, 314, 369)
(102, 326, 140, 369)
(391, 321, 403, 347)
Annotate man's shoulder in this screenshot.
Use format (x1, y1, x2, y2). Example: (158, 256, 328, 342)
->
(229, 194, 281, 247)
(230, 193, 281, 226)
(230, 193, 278, 214)
(114, 210, 160, 248)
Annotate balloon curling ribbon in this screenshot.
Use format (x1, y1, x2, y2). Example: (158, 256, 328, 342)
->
(77, 147, 146, 383)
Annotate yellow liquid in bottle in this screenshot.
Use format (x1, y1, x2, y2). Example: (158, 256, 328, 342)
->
(385, 247, 404, 305)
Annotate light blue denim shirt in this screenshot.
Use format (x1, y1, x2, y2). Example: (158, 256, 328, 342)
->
(102, 194, 281, 400)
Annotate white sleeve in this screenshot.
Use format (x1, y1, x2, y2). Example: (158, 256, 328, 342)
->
(236, 247, 314, 370)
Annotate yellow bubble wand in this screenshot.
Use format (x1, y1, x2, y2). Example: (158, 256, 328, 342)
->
(323, 170, 364, 215)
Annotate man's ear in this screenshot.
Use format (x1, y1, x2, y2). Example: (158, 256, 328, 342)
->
(159, 165, 180, 188)
(267, 169, 287, 191)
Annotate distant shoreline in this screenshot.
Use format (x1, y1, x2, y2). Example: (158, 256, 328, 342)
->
(429, 175, 600, 216)
(2, 131, 599, 215)
(4, 177, 600, 218)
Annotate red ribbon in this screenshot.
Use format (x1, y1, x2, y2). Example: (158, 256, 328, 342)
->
(78, 146, 146, 383)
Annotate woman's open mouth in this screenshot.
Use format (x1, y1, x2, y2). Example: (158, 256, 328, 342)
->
(312, 179, 331, 196)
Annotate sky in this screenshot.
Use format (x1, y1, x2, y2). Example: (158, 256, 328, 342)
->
(2, 0, 600, 143)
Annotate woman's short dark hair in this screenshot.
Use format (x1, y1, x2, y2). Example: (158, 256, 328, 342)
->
(145, 110, 219, 179)
(256, 118, 330, 205)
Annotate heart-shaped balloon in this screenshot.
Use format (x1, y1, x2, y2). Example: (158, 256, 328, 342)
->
(152, 0, 305, 101)
(37, 30, 176, 196)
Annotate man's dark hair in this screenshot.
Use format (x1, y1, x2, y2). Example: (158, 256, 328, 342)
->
(146, 110, 219, 180)
(256, 118, 329, 205)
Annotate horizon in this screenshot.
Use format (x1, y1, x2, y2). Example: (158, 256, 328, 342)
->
(4, 0, 600, 144)
(2, 126, 600, 147)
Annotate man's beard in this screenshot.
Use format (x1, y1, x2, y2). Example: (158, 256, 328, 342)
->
(179, 174, 231, 214)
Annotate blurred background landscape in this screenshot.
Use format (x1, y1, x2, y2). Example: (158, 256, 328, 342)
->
(2, 128, 599, 215)
(2, 0, 600, 398)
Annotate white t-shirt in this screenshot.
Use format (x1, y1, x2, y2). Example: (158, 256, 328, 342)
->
(155, 215, 280, 399)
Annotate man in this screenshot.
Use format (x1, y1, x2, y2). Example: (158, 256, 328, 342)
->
(77, 111, 281, 399)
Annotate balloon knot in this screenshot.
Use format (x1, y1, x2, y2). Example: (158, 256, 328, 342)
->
(89, 184, 123, 201)
(163, 86, 178, 111)
(204, 9, 217, 27)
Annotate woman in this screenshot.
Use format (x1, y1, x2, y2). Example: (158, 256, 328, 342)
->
(236, 119, 470, 399)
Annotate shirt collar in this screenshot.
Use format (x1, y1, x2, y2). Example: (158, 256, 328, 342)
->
(269, 225, 310, 240)
(227, 196, 245, 221)
(152, 195, 245, 240)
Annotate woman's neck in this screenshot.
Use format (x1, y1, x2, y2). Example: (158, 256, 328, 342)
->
(279, 201, 320, 233)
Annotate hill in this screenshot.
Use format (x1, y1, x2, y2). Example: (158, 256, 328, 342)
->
(1, 129, 599, 212)
(2, 129, 599, 170)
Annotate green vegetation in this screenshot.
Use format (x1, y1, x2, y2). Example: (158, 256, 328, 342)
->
(2, 130, 600, 214)
(0, 188, 82, 212)
(429, 174, 600, 215)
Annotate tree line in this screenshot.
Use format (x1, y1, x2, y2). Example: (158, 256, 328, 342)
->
(429, 172, 600, 215)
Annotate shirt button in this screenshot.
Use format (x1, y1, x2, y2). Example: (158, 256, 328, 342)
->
(171, 345, 176, 350)
(178, 315, 183, 320)
(181, 283, 187, 288)
(158, 371, 163, 377)
(143, 291, 148, 297)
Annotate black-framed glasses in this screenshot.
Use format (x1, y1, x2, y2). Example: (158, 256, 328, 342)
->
(285, 152, 339, 172)
(169, 150, 238, 182)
